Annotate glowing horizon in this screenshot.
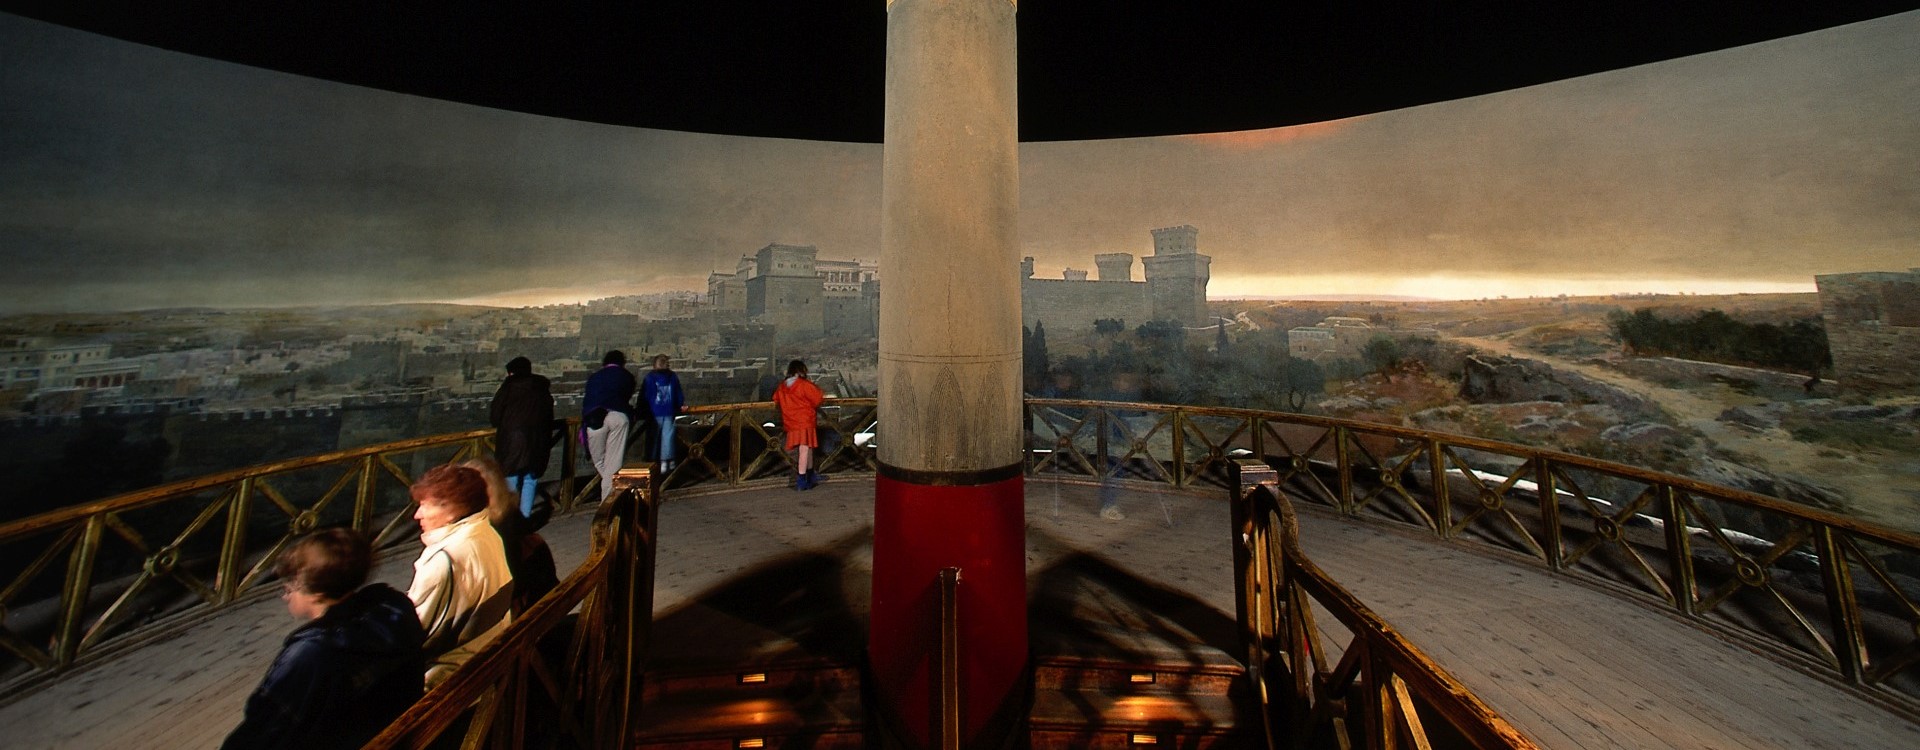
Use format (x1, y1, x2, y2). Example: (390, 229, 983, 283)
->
(436, 272, 1820, 310)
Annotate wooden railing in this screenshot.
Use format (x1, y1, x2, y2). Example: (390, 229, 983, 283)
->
(4, 397, 1915, 741)
(1232, 458, 1539, 749)
(1022, 399, 1920, 717)
(658, 399, 880, 487)
(0, 422, 591, 699)
(364, 466, 657, 749)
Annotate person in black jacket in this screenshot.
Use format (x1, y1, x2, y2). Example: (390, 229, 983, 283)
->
(489, 356, 556, 519)
(223, 528, 426, 750)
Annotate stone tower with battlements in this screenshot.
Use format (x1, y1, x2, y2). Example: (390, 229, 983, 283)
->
(1094, 253, 1134, 282)
(1143, 225, 1211, 325)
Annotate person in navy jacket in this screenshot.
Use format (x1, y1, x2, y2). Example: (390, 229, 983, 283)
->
(222, 528, 426, 750)
(581, 350, 637, 500)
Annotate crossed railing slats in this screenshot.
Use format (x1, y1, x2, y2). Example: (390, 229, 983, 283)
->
(0, 425, 594, 698)
(3, 398, 1917, 745)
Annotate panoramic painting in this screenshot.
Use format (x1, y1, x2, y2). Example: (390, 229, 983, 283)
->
(1, 9, 1916, 536)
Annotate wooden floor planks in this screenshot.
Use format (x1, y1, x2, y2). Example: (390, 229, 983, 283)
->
(0, 511, 597, 749)
(3, 482, 1915, 749)
(1294, 507, 1920, 749)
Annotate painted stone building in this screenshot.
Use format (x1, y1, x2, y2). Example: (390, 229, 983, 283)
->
(1816, 269, 1920, 394)
(705, 255, 753, 312)
(708, 244, 879, 340)
(0, 339, 137, 391)
(700, 226, 1207, 341)
(1287, 316, 1440, 363)
(745, 243, 825, 337)
(1019, 225, 1213, 333)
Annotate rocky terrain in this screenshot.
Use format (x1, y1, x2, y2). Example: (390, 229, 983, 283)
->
(1321, 329, 1920, 535)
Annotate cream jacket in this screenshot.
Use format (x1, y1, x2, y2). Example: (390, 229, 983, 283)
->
(409, 511, 514, 687)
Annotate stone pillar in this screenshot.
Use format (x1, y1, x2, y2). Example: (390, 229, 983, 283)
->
(875, 0, 1024, 747)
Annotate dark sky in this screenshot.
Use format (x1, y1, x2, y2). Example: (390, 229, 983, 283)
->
(0, 11, 1915, 312)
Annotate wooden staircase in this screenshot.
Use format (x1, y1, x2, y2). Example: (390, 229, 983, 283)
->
(1025, 553, 1258, 748)
(629, 548, 1257, 748)
(1027, 646, 1251, 748)
(630, 656, 868, 749)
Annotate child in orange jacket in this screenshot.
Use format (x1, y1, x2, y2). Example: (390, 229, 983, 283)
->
(772, 359, 826, 490)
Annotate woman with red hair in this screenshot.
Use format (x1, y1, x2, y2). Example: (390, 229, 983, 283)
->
(407, 464, 514, 686)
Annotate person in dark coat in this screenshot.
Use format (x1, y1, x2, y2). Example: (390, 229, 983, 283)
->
(223, 528, 426, 750)
(489, 356, 556, 518)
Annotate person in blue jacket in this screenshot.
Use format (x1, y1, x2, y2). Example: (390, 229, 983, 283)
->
(640, 354, 687, 473)
(222, 528, 426, 750)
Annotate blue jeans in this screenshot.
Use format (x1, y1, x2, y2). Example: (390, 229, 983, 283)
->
(655, 416, 677, 465)
(507, 472, 538, 518)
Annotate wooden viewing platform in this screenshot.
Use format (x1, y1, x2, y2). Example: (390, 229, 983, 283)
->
(3, 477, 1915, 748)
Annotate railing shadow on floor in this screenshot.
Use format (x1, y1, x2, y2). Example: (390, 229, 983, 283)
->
(5, 398, 1918, 743)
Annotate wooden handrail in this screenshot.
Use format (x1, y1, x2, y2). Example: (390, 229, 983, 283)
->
(1233, 458, 1541, 749)
(5, 397, 1917, 734)
(365, 466, 656, 749)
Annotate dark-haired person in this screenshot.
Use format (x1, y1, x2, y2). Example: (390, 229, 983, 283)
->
(222, 528, 425, 750)
(488, 356, 555, 519)
(407, 464, 514, 687)
(640, 353, 687, 473)
(581, 350, 637, 500)
(464, 457, 558, 616)
(772, 359, 826, 490)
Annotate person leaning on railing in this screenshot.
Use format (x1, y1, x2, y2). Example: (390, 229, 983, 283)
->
(488, 355, 556, 519)
(222, 528, 426, 750)
(772, 359, 826, 490)
(407, 464, 515, 687)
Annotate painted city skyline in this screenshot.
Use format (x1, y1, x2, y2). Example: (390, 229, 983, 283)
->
(1, 11, 1916, 314)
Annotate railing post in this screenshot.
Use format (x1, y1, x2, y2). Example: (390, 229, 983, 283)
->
(55, 515, 104, 666)
(1231, 459, 1278, 656)
(1231, 459, 1282, 749)
(613, 465, 657, 725)
(1428, 438, 1451, 540)
(1171, 409, 1187, 487)
(1096, 408, 1112, 481)
(933, 567, 961, 750)
(1365, 650, 1391, 750)
(560, 418, 579, 508)
(1815, 525, 1868, 683)
(1536, 454, 1563, 572)
(1662, 484, 1697, 617)
(729, 407, 744, 484)
(1334, 426, 1354, 515)
(218, 477, 254, 603)
(353, 455, 377, 531)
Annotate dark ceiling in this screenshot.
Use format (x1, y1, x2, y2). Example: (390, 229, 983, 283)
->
(5, 1, 1917, 142)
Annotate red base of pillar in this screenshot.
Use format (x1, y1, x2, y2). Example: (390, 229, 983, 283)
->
(871, 473, 1027, 748)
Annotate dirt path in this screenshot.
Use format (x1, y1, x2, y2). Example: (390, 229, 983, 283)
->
(1461, 333, 1920, 533)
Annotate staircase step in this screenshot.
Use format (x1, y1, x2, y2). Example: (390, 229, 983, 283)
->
(642, 659, 861, 703)
(631, 685, 866, 748)
(1028, 689, 1248, 749)
(1034, 654, 1242, 696)
(634, 654, 866, 749)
